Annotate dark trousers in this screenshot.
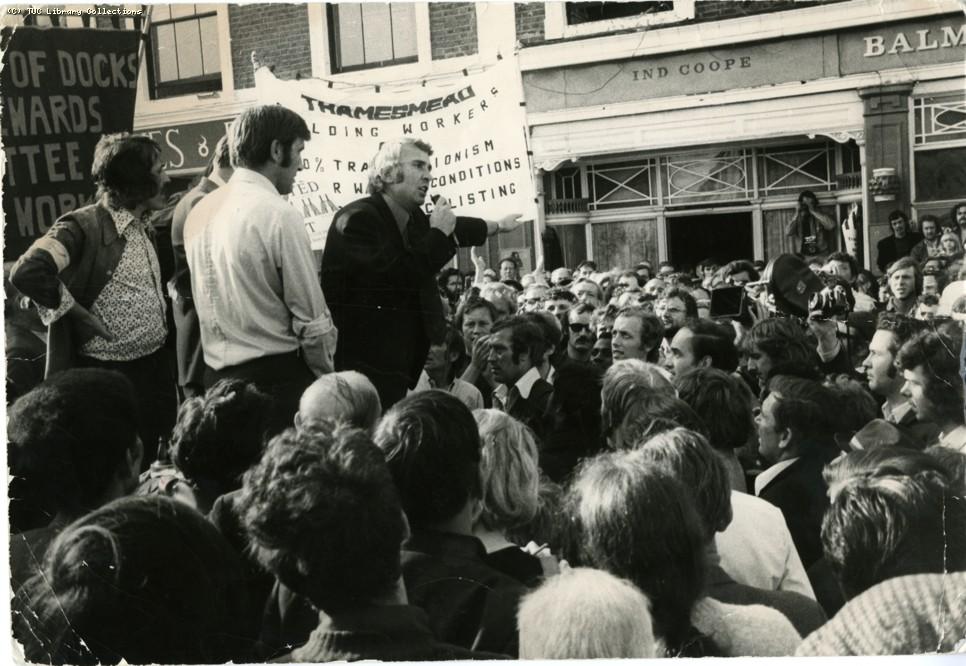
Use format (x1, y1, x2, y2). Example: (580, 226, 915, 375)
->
(77, 347, 178, 468)
(204, 351, 315, 438)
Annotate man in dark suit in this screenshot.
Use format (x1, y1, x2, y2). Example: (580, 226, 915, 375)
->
(487, 316, 553, 441)
(876, 210, 922, 273)
(321, 137, 521, 408)
(753, 374, 834, 570)
(169, 136, 232, 399)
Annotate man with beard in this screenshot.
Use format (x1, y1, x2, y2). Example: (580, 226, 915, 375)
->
(910, 215, 943, 264)
(565, 304, 596, 363)
(655, 288, 697, 366)
(437, 268, 463, 313)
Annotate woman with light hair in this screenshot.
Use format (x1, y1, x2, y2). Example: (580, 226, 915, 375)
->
(518, 567, 657, 659)
(472, 409, 554, 586)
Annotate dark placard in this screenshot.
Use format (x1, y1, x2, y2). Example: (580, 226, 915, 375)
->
(139, 117, 234, 172)
(1, 27, 140, 261)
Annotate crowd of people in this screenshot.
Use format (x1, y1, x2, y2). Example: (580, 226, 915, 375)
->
(6, 106, 966, 662)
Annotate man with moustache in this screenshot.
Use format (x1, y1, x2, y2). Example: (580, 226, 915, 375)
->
(322, 137, 522, 408)
(909, 215, 943, 264)
(565, 304, 597, 363)
(655, 288, 697, 361)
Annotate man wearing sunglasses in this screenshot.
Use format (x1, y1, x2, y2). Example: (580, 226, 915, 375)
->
(566, 304, 597, 363)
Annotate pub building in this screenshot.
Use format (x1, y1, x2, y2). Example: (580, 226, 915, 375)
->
(522, 2, 965, 271)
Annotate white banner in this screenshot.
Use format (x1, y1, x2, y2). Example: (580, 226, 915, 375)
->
(255, 59, 536, 249)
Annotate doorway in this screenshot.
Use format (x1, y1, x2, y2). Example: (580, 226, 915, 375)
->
(666, 212, 753, 272)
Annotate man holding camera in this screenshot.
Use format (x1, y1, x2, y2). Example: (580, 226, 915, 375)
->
(785, 191, 835, 259)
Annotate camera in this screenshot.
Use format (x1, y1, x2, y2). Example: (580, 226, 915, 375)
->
(808, 274, 854, 320)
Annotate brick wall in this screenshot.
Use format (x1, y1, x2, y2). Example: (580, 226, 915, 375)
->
(229, 4, 313, 90)
(429, 3, 479, 60)
(515, 3, 546, 46)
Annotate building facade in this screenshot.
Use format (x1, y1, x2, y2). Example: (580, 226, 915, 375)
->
(11, 1, 965, 273)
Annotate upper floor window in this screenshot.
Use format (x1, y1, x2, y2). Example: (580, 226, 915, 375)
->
(914, 92, 966, 147)
(327, 3, 418, 73)
(565, 2, 674, 25)
(148, 4, 221, 100)
(547, 0, 694, 39)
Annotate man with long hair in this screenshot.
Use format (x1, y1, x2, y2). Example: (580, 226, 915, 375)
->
(10, 133, 177, 462)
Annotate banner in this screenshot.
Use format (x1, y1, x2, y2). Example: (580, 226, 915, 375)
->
(1, 27, 140, 262)
(255, 58, 536, 249)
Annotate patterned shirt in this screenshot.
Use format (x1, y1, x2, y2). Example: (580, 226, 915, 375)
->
(80, 206, 167, 360)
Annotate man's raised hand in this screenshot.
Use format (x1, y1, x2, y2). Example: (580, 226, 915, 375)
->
(429, 197, 457, 236)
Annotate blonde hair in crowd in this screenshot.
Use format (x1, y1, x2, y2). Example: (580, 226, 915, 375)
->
(518, 567, 657, 659)
(472, 409, 540, 531)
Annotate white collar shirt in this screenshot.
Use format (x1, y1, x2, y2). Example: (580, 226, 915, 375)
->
(183, 168, 333, 370)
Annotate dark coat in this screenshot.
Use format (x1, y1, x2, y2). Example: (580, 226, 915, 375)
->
(321, 194, 487, 407)
(876, 232, 922, 273)
(758, 454, 829, 570)
(497, 377, 553, 444)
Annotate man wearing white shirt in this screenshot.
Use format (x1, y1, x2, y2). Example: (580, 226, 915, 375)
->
(487, 316, 552, 441)
(185, 105, 337, 433)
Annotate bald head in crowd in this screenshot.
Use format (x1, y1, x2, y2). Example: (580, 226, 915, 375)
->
(295, 371, 382, 433)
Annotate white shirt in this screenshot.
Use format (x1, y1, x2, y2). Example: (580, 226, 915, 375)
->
(184, 168, 335, 371)
(755, 457, 800, 496)
(492, 366, 543, 406)
(939, 424, 966, 452)
(409, 370, 484, 411)
(715, 491, 816, 599)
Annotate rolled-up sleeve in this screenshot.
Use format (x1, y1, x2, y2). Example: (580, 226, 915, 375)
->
(276, 209, 335, 341)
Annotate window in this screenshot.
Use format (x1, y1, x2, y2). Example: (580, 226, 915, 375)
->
(588, 160, 656, 209)
(914, 92, 966, 146)
(148, 4, 221, 100)
(758, 143, 833, 195)
(663, 149, 751, 204)
(546, 0, 694, 39)
(566, 2, 674, 25)
(552, 167, 582, 200)
(327, 3, 418, 73)
(912, 92, 966, 218)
